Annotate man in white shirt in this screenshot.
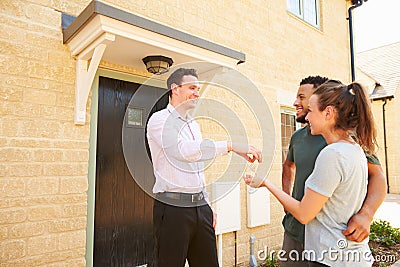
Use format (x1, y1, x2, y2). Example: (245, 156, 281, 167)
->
(147, 68, 262, 267)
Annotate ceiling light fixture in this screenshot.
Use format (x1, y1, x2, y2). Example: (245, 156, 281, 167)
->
(142, 55, 173, 75)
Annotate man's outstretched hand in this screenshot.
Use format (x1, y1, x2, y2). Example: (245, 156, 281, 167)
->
(229, 142, 262, 163)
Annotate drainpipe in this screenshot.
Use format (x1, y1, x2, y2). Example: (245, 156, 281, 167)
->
(382, 99, 390, 193)
(348, 0, 365, 81)
(235, 231, 238, 267)
(249, 236, 258, 267)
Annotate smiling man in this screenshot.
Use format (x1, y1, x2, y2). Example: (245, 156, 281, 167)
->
(146, 68, 262, 267)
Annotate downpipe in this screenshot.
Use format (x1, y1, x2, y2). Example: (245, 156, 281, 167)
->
(348, 0, 365, 81)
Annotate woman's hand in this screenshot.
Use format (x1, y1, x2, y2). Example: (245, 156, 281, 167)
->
(243, 174, 265, 188)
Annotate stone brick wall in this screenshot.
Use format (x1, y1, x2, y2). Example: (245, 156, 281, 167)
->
(370, 97, 400, 194)
(0, 0, 89, 265)
(386, 96, 400, 193)
(356, 71, 400, 194)
(0, 0, 352, 266)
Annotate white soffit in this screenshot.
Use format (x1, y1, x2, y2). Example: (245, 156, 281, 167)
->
(67, 15, 241, 68)
(63, 1, 245, 125)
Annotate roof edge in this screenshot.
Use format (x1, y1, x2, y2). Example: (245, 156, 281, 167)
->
(62, 0, 246, 62)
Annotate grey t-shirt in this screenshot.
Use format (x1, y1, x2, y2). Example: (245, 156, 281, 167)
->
(304, 142, 373, 266)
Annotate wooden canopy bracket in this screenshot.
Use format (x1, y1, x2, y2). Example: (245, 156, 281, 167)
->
(74, 33, 115, 125)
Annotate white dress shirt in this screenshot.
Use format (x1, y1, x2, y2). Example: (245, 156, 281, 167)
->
(147, 104, 228, 196)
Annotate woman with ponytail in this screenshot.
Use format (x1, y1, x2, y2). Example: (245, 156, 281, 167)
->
(311, 80, 377, 155)
(245, 80, 376, 266)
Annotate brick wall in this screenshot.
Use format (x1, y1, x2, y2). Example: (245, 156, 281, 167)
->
(0, 0, 352, 266)
(0, 0, 89, 265)
(370, 97, 400, 194)
(356, 71, 400, 194)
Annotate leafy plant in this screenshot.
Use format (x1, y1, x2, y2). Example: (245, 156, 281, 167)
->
(369, 219, 400, 246)
(259, 252, 279, 267)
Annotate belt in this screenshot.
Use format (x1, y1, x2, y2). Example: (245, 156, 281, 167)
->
(157, 192, 204, 202)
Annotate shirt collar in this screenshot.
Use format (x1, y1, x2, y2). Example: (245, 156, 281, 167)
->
(167, 103, 193, 122)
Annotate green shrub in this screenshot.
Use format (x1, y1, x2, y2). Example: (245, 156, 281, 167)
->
(369, 219, 400, 246)
(259, 252, 279, 267)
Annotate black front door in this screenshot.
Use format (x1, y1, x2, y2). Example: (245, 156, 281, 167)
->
(94, 76, 168, 266)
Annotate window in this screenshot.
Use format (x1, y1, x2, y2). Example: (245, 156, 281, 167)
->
(280, 109, 300, 163)
(287, 0, 319, 27)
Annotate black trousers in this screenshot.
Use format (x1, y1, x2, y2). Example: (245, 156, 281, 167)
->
(153, 199, 219, 267)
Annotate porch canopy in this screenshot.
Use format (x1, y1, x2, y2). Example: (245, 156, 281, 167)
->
(62, 0, 245, 125)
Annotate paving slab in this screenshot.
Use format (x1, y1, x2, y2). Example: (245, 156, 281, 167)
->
(374, 194, 400, 228)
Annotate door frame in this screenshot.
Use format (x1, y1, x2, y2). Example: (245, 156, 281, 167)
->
(86, 68, 165, 266)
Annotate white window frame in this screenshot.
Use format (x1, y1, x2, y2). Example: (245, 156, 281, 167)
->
(280, 107, 301, 163)
(287, 0, 320, 28)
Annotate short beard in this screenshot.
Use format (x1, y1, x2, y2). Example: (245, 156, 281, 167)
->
(296, 115, 307, 123)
